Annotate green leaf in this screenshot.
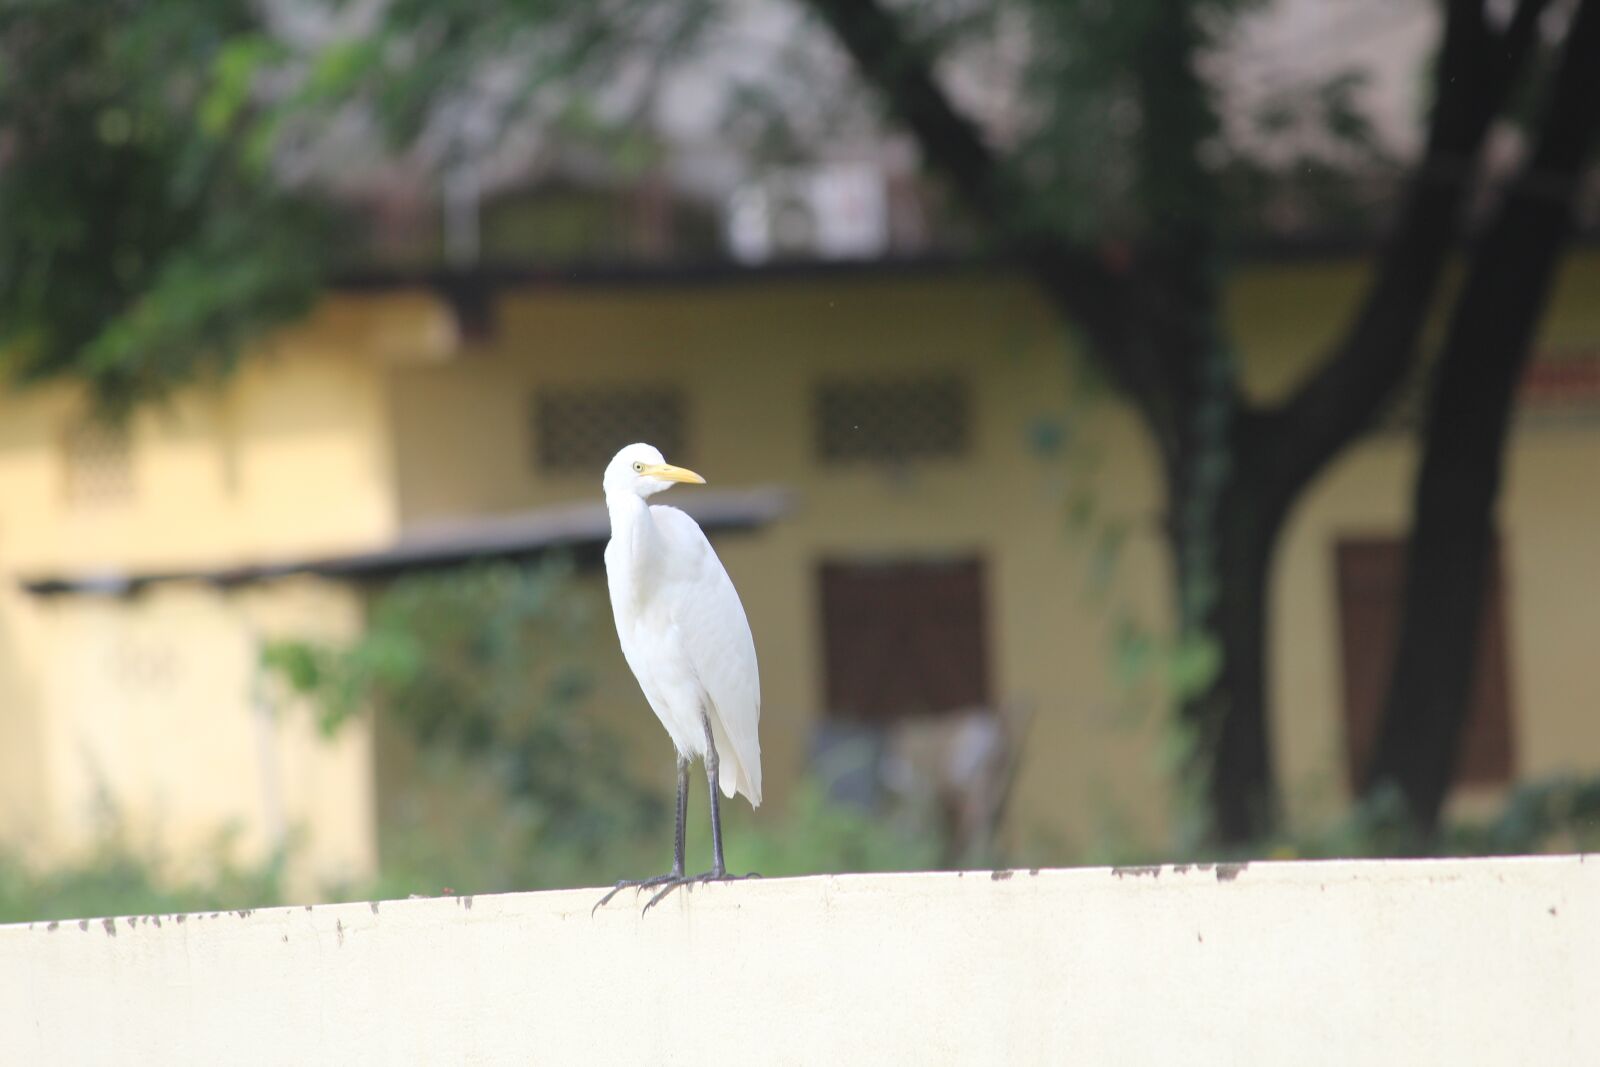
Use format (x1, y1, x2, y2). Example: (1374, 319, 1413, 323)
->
(305, 38, 383, 100)
(1113, 618, 1157, 689)
(201, 35, 276, 136)
(1168, 632, 1222, 700)
(260, 640, 323, 693)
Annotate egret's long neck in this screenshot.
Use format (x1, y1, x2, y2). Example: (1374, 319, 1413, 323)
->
(605, 490, 657, 582)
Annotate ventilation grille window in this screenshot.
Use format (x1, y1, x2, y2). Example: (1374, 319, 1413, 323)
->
(815, 376, 971, 462)
(63, 419, 134, 508)
(534, 385, 687, 473)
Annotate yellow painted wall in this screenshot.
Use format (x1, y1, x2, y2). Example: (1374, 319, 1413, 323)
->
(0, 582, 49, 847)
(0, 295, 425, 581)
(388, 253, 1600, 847)
(0, 293, 428, 886)
(1, 253, 1595, 880)
(25, 578, 374, 890)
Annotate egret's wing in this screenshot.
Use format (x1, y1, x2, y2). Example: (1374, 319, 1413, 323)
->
(651, 505, 763, 805)
(606, 539, 675, 743)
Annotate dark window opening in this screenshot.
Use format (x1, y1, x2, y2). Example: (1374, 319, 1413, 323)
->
(1334, 536, 1515, 790)
(819, 557, 991, 722)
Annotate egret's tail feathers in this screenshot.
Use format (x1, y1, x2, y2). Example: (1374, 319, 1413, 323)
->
(735, 744, 763, 807)
(720, 757, 762, 807)
(708, 706, 762, 807)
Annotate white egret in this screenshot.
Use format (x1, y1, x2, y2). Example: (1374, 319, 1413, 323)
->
(593, 443, 762, 912)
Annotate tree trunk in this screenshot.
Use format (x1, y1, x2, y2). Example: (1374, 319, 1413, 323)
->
(809, 0, 1563, 846)
(1171, 471, 1284, 842)
(1365, 231, 1560, 829)
(1366, 0, 1600, 832)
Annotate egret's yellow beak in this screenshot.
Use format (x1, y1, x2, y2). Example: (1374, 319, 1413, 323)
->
(642, 462, 706, 485)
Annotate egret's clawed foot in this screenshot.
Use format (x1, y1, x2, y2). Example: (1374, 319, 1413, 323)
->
(592, 872, 682, 916)
(641, 869, 761, 914)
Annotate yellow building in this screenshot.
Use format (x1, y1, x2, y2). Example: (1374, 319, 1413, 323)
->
(2, 253, 1598, 883)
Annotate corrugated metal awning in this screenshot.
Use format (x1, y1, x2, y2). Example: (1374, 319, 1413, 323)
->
(20, 487, 793, 597)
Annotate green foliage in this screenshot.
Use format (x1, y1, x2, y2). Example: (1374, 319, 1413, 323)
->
(1176, 774, 1600, 864)
(0, 831, 282, 925)
(361, 741, 663, 898)
(6, 767, 1592, 923)
(0, 0, 1402, 412)
(263, 558, 655, 843)
(296, 0, 713, 158)
(261, 555, 698, 892)
(1220, 69, 1404, 241)
(261, 555, 942, 900)
(721, 781, 944, 879)
(1003, 0, 1240, 241)
(367, 768, 943, 901)
(1053, 771, 1600, 872)
(1031, 348, 1221, 720)
(268, 559, 596, 745)
(1453, 775, 1600, 856)
(0, 0, 327, 412)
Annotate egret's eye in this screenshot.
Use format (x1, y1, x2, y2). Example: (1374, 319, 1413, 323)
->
(632, 461, 644, 473)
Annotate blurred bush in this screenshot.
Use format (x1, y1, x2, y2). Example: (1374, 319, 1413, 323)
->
(1454, 774, 1600, 856)
(265, 556, 940, 901)
(264, 557, 662, 882)
(5, 771, 1595, 923)
(0, 829, 283, 925)
(1171, 775, 1600, 866)
(362, 774, 943, 903)
(8, 551, 1591, 922)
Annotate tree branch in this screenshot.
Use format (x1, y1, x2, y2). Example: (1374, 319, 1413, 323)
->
(804, 0, 1141, 399)
(1366, 0, 1600, 827)
(1123, 0, 1233, 471)
(805, 0, 1004, 223)
(1260, 0, 1554, 507)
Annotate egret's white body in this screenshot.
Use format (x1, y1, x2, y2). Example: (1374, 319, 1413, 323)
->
(603, 443, 762, 806)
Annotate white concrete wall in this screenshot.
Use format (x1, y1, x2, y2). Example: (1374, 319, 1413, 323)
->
(1, 856, 1595, 1066)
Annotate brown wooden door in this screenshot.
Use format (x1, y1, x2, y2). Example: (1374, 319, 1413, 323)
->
(1334, 537, 1515, 790)
(819, 558, 991, 722)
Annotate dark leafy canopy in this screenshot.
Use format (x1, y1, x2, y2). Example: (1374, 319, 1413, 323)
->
(0, 0, 1369, 416)
(0, 0, 724, 416)
(0, 0, 325, 414)
(309, 0, 715, 154)
(1010, 0, 1241, 242)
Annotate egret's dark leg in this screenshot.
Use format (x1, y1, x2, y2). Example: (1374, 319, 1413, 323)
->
(642, 712, 760, 913)
(706, 730, 727, 877)
(669, 755, 689, 875)
(592, 757, 688, 914)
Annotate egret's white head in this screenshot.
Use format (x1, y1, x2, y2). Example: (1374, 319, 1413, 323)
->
(603, 442, 706, 499)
